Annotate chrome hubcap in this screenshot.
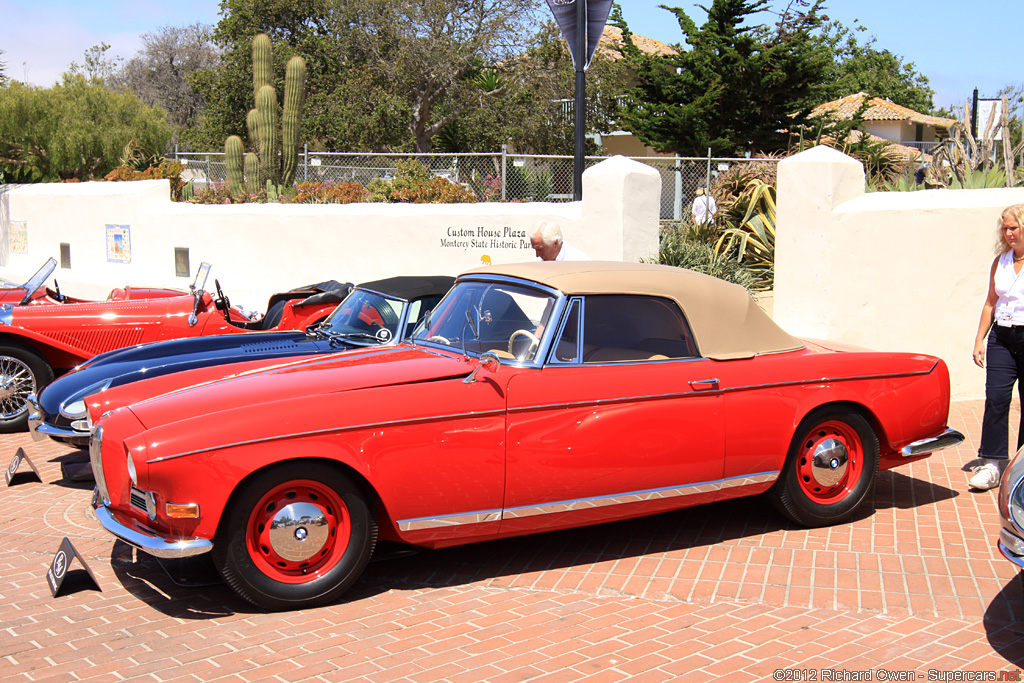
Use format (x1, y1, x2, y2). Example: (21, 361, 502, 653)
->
(267, 502, 329, 562)
(811, 438, 848, 487)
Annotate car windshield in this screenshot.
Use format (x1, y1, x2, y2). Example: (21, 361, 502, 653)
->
(317, 289, 406, 344)
(18, 257, 56, 303)
(411, 280, 557, 362)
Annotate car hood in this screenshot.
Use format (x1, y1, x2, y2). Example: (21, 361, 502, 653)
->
(38, 331, 332, 414)
(125, 345, 475, 433)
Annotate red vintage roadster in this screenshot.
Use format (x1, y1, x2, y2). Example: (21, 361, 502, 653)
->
(0, 257, 185, 306)
(88, 262, 963, 611)
(0, 262, 345, 430)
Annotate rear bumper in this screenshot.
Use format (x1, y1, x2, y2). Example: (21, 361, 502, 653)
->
(93, 501, 212, 559)
(900, 428, 965, 457)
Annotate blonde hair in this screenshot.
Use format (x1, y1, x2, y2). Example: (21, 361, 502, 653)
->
(996, 203, 1024, 254)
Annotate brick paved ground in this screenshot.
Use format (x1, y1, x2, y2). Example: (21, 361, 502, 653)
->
(3, 399, 1024, 682)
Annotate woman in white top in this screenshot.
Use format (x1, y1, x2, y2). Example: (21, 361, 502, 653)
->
(971, 203, 1024, 489)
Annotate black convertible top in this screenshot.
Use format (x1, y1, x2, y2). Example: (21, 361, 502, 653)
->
(359, 275, 454, 301)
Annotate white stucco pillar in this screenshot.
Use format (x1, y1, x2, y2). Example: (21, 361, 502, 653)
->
(582, 155, 661, 263)
(773, 145, 865, 338)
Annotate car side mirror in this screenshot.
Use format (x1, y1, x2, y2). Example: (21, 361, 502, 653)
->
(463, 352, 500, 384)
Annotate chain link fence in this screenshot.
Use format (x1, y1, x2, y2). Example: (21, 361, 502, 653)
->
(173, 148, 777, 220)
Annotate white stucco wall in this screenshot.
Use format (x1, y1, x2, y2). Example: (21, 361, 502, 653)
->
(774, 145, 1024, 400)
(0, 155, 659, 309)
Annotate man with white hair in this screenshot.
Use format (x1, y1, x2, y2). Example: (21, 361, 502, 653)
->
(528, 220, 590, 261)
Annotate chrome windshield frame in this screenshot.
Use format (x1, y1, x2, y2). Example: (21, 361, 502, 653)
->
(411, 274, 568, 369)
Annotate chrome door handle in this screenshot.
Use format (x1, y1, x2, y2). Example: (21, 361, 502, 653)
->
(689, 378, 720, 391)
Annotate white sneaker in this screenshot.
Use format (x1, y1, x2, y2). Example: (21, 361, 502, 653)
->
(969, 462, 1002, 490)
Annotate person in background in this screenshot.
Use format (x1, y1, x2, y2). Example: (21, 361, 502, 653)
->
(691, 186, 717, 225)
(529, 220, 590, 261)
(971, 203, 1024, 490)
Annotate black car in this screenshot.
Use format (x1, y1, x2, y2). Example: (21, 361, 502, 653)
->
(27, 275, 454, 448)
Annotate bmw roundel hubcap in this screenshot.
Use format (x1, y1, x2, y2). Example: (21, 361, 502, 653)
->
(810, 438, 848, 487)
(267, 501, 330, 562)
(246, 480, 351, 584)
(796, 420, 863, 504)
(0, 356, 33, 420)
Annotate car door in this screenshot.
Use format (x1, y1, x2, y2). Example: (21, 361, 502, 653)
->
(502, 295, 725, 535)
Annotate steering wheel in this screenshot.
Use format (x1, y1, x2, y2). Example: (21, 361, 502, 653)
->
(214, 279, 231, 313)
(508, 329, 540, 360)
(427, 335, 451, 345)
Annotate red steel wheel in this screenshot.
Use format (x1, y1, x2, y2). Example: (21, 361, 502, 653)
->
(214, 462, 376, 611)
(245, 479, 351, 584)
(794, 420, 864, 505)
(769, 408, 879, 528)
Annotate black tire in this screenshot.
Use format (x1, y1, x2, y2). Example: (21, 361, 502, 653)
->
(0, 343, 53, 432)
(768, 407, 880, 527)
(212, 462, 377, 611)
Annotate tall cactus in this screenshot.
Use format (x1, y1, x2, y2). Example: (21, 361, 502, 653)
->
(252, 34, 273, 99)
(222, 33, 306, 199)
(244, 153, 260, 194)
(246, 108, 260, 153)
(256, 84, 280, 186)
(225, 135, 245, 194)
(281, 56, 306, 187)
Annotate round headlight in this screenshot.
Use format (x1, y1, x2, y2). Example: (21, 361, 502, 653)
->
(126, 449, 137, 486)
(61, 399, 86, 420)
(59, 378, 113, 419)
(1010, 479, 1024, 532)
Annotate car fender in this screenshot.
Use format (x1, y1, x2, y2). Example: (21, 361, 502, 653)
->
(0, 326, 87, 369)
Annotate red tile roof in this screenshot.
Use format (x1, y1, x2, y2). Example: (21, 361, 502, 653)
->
(812, 92, 958, 131)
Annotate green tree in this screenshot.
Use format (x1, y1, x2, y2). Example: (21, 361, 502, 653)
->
(0, 49, 8, 87)
(0, 76, 172, 181)
(822, 22, 934, 113)
(614, 0, 833, 157)
(111, 24, 220, 145)
(192, 0, 544, 154)
(188, 0, 341, 150)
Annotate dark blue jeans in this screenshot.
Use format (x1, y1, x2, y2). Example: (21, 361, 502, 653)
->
(980, 325, 1024, 459)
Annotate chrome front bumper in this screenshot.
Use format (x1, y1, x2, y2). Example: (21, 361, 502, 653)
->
(998, 530, 1024, 570)
(900, 427, 966, 457)
(93, 501, 213, 559)
(26, 393, 81, 442)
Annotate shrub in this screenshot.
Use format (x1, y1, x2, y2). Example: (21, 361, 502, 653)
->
(648, 224, 758, 290)
(287, 181, 369, 204)
(104, 160, 186, 201)
(368, 159, 477, 204)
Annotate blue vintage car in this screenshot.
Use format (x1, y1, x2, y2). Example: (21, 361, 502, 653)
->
(27, 275, 453, 448)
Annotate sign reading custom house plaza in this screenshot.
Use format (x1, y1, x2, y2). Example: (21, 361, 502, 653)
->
(441, 226, 530, 251)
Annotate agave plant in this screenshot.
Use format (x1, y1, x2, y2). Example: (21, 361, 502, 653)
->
(713, 179, 776, 290)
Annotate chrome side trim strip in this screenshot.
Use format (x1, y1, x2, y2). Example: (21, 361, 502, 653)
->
(396, 470, 781, 531)
(900, 427, 965, 457)
(508, 367, 938, 415)
(397, 509, 502, 532)
(147, 407, 508, 463)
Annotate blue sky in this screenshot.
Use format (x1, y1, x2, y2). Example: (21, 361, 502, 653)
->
(2, 0, 1019, 114)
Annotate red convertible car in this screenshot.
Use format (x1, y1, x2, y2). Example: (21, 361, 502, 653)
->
(0, 262, 344, 430)
(88, 262, 963, 611)
(0, 257, 185, 306)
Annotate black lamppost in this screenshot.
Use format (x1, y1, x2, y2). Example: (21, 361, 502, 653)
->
(545, 0, 613, 201)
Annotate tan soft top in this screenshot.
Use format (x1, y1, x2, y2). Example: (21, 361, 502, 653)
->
(463, 261, 803, 360)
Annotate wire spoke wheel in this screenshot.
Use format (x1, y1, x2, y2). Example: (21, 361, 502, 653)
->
(0, 355, 34, 419)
